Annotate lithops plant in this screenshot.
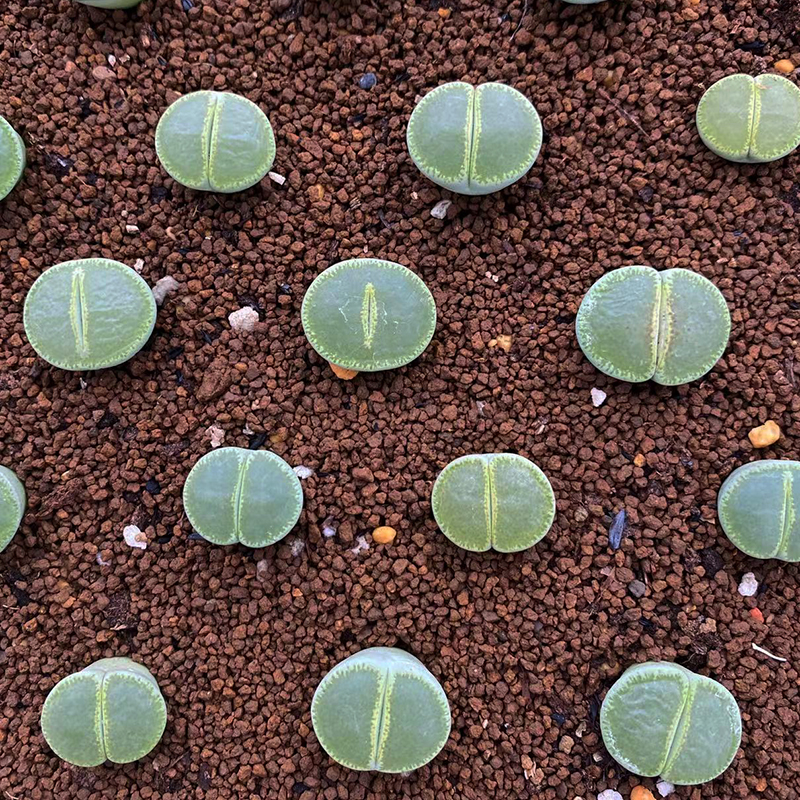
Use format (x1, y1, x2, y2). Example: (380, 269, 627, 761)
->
(601, 661, 741, 785)
(311, 647, 451, 772)
(406, 81, 542, 195)
(0, 466, 25, 553)
(696, 73, 800, 163)
(23, 258, 157, 371)
(576, 266, 730, 385)
(156, 91, 275, 192)
(0, 115, 25, 201)
(41, 657, 167, 767)
(183, 447, 303, 547)
(718, 460, 800, 561)
(431, 453, 555, 553)
(301, 258, 436, 373)
(74, 0, 143, 7)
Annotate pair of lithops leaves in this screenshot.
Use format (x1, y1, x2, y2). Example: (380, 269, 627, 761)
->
(0, 115, 25, 202)
(576, 265, 730, 385)
(0, 466, 25, 554)
(601, 662, 741, 785)
(697, 74, 800, 163)
(41, 657, 167, 767)
(312, 647, 450, 773)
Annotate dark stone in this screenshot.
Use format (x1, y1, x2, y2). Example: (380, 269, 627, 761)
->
(358, 72, 377, 90)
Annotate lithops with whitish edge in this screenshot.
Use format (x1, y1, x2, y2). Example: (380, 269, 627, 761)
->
(183, 447, 303, 547)
(41, 657, 167, 767)
(301, 258, 436, 373)
(0, 466, 25, 553)
(311, 647, 450, 772)
(718, 459, 800, 561)
(0, 115, 25, 201)
(73, 0, 143, 7)
(696, 73, 800, 163)
(432, 453, 555, 552)
(156, 91, 275, 192)
(576, 266, 730, 385)
(407, 81, 542, 195)
(601, 661, 741, 785)
(23, 258, 157, 371)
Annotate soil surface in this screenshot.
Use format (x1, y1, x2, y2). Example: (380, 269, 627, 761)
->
(1, 0, 800, 798)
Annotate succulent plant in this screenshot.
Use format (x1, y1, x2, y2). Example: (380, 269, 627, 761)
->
(0, 115, 25, 201)
(0, 466, 25, 553)
(696, 73, 800, 163)
(301, 258, 436, 372)
(718, 459, 800, 561)
(576, 266, 730, 385)
(183, 447, 303, 547)
(41, 657, 167, 767)
(74, 0, 143, 7)
(156, 91, 275, 193)
(601, 661, 741, 785)
(431, 453, 555, 553)
(23, 258, 157, 371)
(406, 81, 542, 195)
(311, 647, 451, 773)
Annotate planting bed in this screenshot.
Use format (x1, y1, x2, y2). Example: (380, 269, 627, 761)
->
(1, 0, 799, 798)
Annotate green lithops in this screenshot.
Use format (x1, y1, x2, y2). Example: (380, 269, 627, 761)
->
(576, 266, 730, 385)
(0, 115, 25, 201)
(41, 657, 167, 767)
(696, 73, 800, 163)
(407, 81, 542, 195)
(431, 453, 555, 553)
(718, 460, 800, 561)
(311, 647, 450, 773)
(156, 91, 276, 193)
(0, 466, 25, 553)
(601, 662, 741, 785)
(23, 258, 157, 371)
(183, 447, 303, 547)
(301, 259, 436, 372)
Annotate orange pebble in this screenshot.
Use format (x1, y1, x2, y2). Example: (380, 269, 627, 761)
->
(631, 788, 656, 800)
(750, 608, 764, 623)
(329, 363, 359, 380)
(438, 7, 451, 19)
(372, 526, 397, 544)
(748, 420, 781, 448)
(775, 59, 795, 74)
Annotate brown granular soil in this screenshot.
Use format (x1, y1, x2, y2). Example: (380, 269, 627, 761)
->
(1, 0, 799, 798)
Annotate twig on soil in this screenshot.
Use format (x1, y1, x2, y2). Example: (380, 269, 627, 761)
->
(597, 88, 653, 141)
(752, 642, 787, 662)
(510, 0, 529, 42)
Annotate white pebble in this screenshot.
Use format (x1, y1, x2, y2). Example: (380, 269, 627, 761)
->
(132, 258, 145, 273)
(591, 387, 607, 407)
(430, 199, 452, 219)
(151, 276, 180, 305)
(268, 171, 286, 185)
(656, 780, 675, 797)
(597, 791, 623, 800)
(123, 524, 147, 550)
(738, 572, 759, 597)
(206, 424, 225, 448)
(322, 517, 338, 538)
(290, 538, 305, 557)
(125, 223, 140, 234)
(350, 535, 369, 554)
(228, 306, 259, 332)
(293, 465, 314, 480)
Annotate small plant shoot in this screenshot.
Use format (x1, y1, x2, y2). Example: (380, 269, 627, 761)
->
(576, 266, 730, 385)
(23, 258, 157, 371)
(0, 115, 25, 201)
(301, 258, 436, 373)
(0, 466, 25, 553)
(601, 661, 741, 785)
(41, 657, 167, 767)
(696, 73, 800, 163)
(156, 91, 276, 192)
(718, 459, 800, 561)
(311, 647, 451, 773)
(431, 453, 555, 553)
(407, 82, 542, 195)
(183, 447, 303, 547)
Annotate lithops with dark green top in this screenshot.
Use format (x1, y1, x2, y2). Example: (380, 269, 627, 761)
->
(301, 259, 436, 372)
(23, 258, 157, 371)
(601, 661, 741, 785)
(0, 115, 25, 201)
(183, 447, 302, 547)
(431, 453, 555, 553)
(0, 466, 25, 553)
(407, 81, 542, 195)
(311, 647, 450, 773)
(576, 266, 730, 385)
(696, 73, 800, 163)
(156, 91, 275, 192)
(41, 657, 167, 767)
(718, 460, 800, 561)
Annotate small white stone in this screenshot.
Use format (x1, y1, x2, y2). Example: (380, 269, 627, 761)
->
(152, 276, 180, 305)
(350, 535, 369, 554)
(268, 171, 286, 185)
(206, 424, 225, 448)
(591, 388, 607, 407)
(738, 572, 759, 597)
(133, 258, 145, 273)
(108, 54, 117, 66)
(293, 465, 314, 480)
(597, 791, 623, 800)
(656, 780, 675, 797)
(228, 306, 259, 332)
(430, 199, 452, 219)
(243, 423, 255, 436)
(290, 538, 305, 557)
(322, 517, 337, 538)
(123, 524, 147, 550)
(125, 223, 140, 234)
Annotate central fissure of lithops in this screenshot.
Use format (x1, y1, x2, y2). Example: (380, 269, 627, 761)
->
(203, 95, 221, 184)
(747, 82, 763, 159)
(70, 268, 89, 357)
(661, 681, 693, 774)
(466, 87, 478, 189)
(652, 278, 668, 375)
(98, 672, 108, 761)
(778, 471, 794, 556)
(232, 454, 251, 540)
(371, 668, 391, 768)
(361, 283, 377, 349)
(484, 459, 497, 546)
